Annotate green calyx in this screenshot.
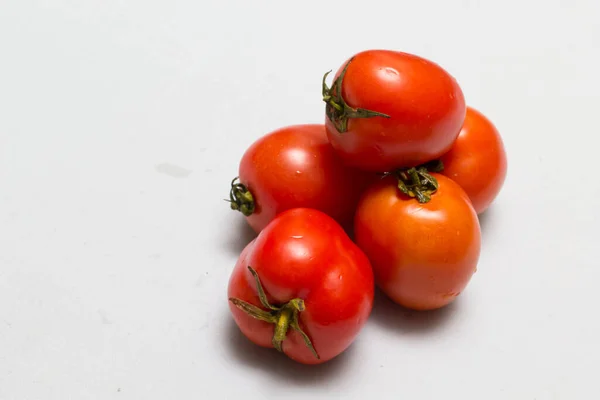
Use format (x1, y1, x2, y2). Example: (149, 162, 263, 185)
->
(229, 266, 319, 360)
(322, 57, 390, 133)
(226, 177, 255, 216)
(393, 160, 445, 204)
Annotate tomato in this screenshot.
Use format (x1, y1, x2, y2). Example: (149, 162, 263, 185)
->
(228, 208, 374, 364)
(440, 106, 507, 214)
(228, 124, 373, 233)
(322, 49, 466, 172)
(354, 173, 480, 311)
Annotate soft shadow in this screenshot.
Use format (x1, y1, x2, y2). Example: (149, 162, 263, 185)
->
(224, 319, 353, 385)
(224, 217, 257, 256)
(344, 225, 356, 241)
(477, 207, 496, 235)
(370, 289, 458, 334)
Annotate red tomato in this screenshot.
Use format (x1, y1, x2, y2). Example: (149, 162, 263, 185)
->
(228, 124, 373, 233)
(323, 50, 466, 172)
(228, 208, 374, 364)
(440, 106, 507, 214)
(354, 174, 480, 310)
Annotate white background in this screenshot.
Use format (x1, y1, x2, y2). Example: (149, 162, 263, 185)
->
(1, 1, 598, 399)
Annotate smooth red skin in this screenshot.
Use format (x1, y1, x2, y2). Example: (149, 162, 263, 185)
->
(440, 106, 507, 214)
(238, 124, 373, 233)
(354, 175, 481, 311)
(228, 208, 374, 365)
(325, 50, 466, 172)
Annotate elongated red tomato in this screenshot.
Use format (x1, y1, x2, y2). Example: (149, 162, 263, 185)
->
(323, 50, 466, 172)
(228, 208, 374, 364)
(228, 124, 373, 232)
(355, 174, 480, 310)
(440, 106, 507, 214)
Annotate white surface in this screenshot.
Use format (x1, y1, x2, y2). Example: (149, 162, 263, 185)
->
(1, 1, 598, 399)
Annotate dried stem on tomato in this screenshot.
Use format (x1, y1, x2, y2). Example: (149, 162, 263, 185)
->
(393, 160, 444, 204)
(229, 266, 320, 360)
(322, 57, 390, 133)
(226, 177, 255, 216)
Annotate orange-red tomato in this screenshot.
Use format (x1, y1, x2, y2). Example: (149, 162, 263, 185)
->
(440, 106, 507, 214)
(354, 174, 481, 311)
(229, 124, 373, 233)
(228, 208, 374, 364)
(323, 50, 466, 172)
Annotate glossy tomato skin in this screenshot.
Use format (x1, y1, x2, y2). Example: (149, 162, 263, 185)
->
(228, 208, 374, 364)
(238, 124, 373, 233)
(325, 50, 466, 172)
(440, 107, 507, 214)
(354, 175, 480, 310)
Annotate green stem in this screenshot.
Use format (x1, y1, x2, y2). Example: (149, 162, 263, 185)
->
(272, 306, 294, 352)
(229, 266, 320, 360)
(322, 57, 390, 133)
(226, 177, 255, 216)
(394, 160, 445, 204)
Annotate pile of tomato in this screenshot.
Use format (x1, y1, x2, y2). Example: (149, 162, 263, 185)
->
(225, 50, 507, 365)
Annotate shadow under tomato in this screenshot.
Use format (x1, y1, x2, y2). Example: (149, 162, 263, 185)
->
(477, 205, 499, 235)
(223, 216, 257, 256)
(369, 289, 458, 334)
(224, 318, 354, 385)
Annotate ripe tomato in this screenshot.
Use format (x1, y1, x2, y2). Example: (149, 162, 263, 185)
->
(228, 208, 374, 364)
(228, 124, 373, 233)
(440, 106, 507, 214)
(323, 50, 466, 172)
(354, 173, 481, 310)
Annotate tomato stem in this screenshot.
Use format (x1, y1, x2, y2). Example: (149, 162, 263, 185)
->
(393, 160, 444, 203)
(226, 177, 255, 216)
(229, 266, 320, 360)
(322, 57, 390, 133)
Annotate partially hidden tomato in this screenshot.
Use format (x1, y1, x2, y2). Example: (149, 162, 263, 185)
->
(228, 208, 374, 364)
(440, 106, 507, 214)
(323, 49, 466, 172)
(228, 124, 373, 233)
(354, 172, 481, 311)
